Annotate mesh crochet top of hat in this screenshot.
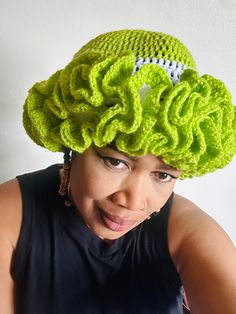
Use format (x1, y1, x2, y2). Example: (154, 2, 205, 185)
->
(76, 29, 196, 69)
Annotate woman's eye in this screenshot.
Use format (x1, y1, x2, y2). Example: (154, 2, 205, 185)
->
(103, 157, 128, 170)
(94, 150, 126, 169)
(155, 172, 176, 183)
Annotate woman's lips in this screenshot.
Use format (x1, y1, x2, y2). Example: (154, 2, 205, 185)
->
(98, 208, 135, 232)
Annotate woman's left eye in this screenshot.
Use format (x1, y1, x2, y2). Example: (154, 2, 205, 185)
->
(155, 172, 176, 183)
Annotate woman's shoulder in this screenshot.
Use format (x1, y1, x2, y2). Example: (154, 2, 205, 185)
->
(168, 193, 235, 261)
(0, 179, 22, 313)
(168, 193, 236, 312)
(0, 178, 22, 249)
(0, 164, 62, 247)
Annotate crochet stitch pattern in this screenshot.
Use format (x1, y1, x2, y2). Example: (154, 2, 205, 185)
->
(133, 57, 188, 84)
(23, 29, 236, 178)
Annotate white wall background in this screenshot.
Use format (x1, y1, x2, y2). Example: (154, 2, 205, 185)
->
(0, 0, 236, 244)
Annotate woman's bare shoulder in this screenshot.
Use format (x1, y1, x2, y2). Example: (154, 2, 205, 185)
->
(0, 178, 22, 249)
(169, 192, 235, 260)
(0, 179, 22, 313)
(168, 193, 236, 313)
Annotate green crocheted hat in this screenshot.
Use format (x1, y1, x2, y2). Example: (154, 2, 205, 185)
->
(23, 29, 236, 178)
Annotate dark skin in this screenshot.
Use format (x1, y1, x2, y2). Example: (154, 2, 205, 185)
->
(1, 148, 236, 313)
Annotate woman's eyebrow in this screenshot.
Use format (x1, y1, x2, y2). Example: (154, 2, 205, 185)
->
(107, 146, 139, 162)
(158, 163, 178, 172)
(154, 157, 182, 172)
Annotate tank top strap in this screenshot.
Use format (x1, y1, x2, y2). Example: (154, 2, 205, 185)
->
(11, 164, 61, 280)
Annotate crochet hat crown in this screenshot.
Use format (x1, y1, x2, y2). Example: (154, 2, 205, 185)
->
(23, 29, 236, 178)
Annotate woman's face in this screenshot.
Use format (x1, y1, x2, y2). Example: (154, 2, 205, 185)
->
(69, 147, 181, 241)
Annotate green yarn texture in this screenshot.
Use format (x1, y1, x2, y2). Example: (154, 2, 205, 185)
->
(23, 29, 236, 178)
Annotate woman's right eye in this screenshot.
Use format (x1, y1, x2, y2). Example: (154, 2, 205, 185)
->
(103, 157, 127, 170)
(94, 149, 129, 171)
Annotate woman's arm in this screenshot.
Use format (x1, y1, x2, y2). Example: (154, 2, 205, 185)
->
(0, 179, 22, 314)
(169, 194, 236, 314)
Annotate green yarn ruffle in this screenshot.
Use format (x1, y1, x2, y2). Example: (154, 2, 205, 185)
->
(23, 51, 236, 178)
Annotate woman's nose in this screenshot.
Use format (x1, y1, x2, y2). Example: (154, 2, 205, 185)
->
(109, 173, 148, 211)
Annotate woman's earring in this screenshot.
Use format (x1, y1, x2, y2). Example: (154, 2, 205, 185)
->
(59, 148, 72, 206)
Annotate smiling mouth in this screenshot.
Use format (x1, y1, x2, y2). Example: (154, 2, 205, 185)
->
(98, 208, 135, 232)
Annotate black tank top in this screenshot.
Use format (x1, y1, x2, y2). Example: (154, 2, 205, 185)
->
(12, 164, 183, 314)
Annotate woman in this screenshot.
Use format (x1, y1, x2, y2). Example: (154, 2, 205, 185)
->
(1, 29, 236, 314)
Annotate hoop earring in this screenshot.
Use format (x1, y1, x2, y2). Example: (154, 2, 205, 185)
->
(59, 148, 71, 201)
